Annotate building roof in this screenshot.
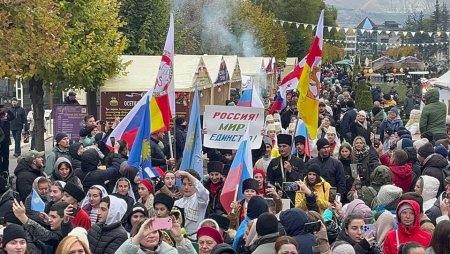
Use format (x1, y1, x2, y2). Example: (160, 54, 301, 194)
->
(202, 55, 230, 84)
(102, 55, 207, 92)
(357, 17, 377, 30)
(238, 57, 265, 76)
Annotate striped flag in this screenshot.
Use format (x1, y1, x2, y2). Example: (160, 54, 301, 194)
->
(297, 10, 324, 139)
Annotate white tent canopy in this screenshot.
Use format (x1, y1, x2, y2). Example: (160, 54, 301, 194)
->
(433, 69, 450, 88)
(102, 55, 207, 92)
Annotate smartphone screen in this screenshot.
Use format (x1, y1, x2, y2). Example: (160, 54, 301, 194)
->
(304, 221, 321, 233)
(329, 187, 337, 202)
(282, 182, 299, 192)
(152, 217, 173, 231)
(350, 164, 358, 179)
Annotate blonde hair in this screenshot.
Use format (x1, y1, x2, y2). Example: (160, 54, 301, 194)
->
(55, 236, 91, 254)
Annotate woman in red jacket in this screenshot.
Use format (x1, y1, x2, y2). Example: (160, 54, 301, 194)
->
(383, 200, 432, 254)
(379, 149, 413, 193)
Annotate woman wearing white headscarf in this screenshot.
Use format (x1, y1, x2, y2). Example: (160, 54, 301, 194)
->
(80, 185, 108, 226)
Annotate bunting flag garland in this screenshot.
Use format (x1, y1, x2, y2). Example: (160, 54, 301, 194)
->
(272, 19, 450, 38)
(322, 38, 448, 48)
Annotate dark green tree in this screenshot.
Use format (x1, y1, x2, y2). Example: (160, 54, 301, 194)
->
(0, 0, 66, 151)
(355, 81, 373, 112)
(255, 0, 342, 57)
(119, 0, 170, 55)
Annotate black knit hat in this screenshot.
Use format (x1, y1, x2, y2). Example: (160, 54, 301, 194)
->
(307, 163, 321, 178)
(256, 212, 279, 236)
(207, 161, 224, 174)
(2, 224, 27, 246)
(294, 135, 306, 145)
(63, 182, 85, 202)
(55, 132, 69, 144)
(127, 203, 149, 225)
(153, 193, 175, 211)
(277, 134, 292, 146)
(209, 214, 230, 231)
(242, 178, 259, 193)
(316, 138, 330, 151)
(418, 142, 434, 158)
(247, 196, 269, 220)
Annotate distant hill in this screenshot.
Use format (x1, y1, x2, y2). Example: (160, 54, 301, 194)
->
(325, 0, 450, 27)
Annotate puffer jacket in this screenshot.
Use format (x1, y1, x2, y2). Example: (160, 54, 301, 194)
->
(383, 200, 432, 254)
(421, 153, 449, 192)
(295, 177, 331, 214)
(380, 154, 413, 193)
(420, 88, 447, 136)
(50, 157, 82, 189)
(14, 159, 45, 201)
(420, 176, 440, 215)
(74, 149, 122, 192)
(280, 208, 317, 254)
(87, 196, 128, 254)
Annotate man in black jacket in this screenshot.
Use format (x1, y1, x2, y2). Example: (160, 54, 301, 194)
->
(174, 116, 187, 161)
(150, 131, 174, 171)
(9, 98, 27, 157)
(307, 138, 346, 195)
(14, 150, 45, 201)
(339, 99, 357, 142)
(266, 134, 306, 205)
(12, 199, 68, 253)
(63, 91, 80, 105)
(0, 104, 14, 172)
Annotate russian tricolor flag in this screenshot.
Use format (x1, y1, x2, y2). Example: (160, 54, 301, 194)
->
(220, 125, 253, 214)
(268, 92, 284, 114)
(237, 76, 264, 108)
(107, 89, 166, 149)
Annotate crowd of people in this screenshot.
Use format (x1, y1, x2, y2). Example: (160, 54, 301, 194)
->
(0, 65, 450, 254)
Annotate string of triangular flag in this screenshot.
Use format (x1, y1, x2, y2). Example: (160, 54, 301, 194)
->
(273, 19, 450, 38)
(323, 38, 449, 47)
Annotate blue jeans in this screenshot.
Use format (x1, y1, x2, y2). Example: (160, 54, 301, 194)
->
(11, 130, 22, 155)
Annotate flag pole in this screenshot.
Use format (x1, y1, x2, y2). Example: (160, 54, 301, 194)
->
(232, 183, 240, 213)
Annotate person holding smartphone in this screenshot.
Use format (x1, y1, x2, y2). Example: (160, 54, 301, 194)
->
(335, 214, 380, 254)
(115, 217, 196, 254)
(295, 164, 331, 214)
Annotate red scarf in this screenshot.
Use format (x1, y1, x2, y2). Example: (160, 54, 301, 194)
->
(210, 182, 222, 196)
